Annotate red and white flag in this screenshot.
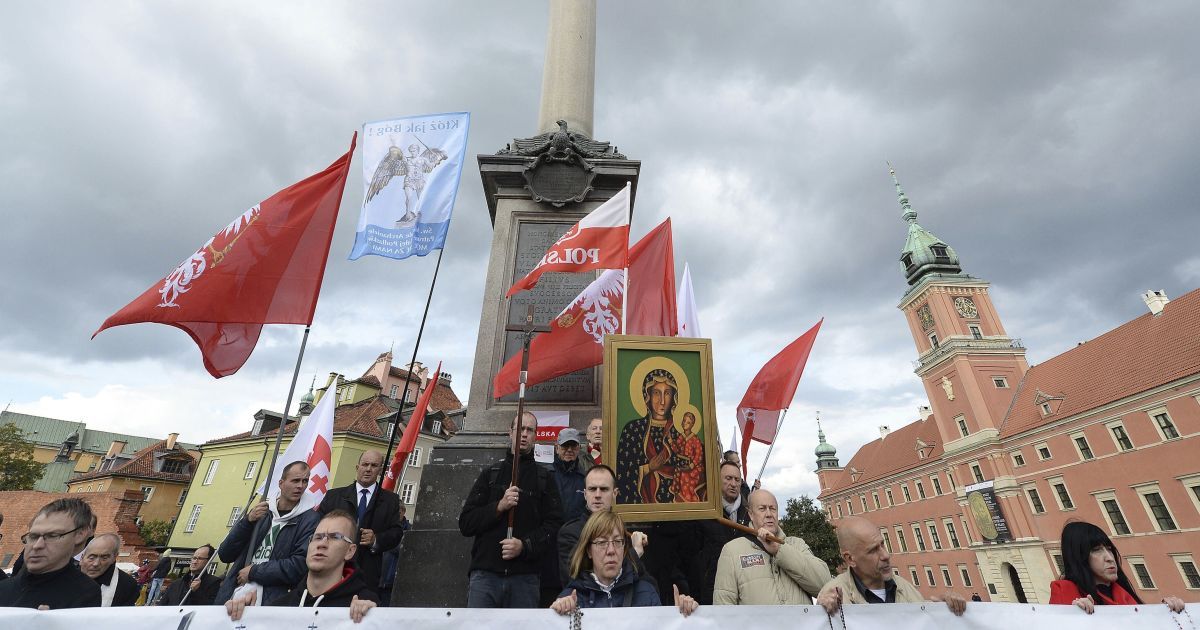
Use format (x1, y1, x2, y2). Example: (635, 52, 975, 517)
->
(260, 383, 336, 512)
(505, 183, 631, 297)
(383, 362, 442, 491)
(677, 262, 702, 338)
(737, 319, 823, 473)
(493, 218, 675, 398)
(92, 135, 356, 378)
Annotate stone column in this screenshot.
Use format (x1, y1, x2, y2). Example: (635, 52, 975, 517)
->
(536, 0, 596, 138)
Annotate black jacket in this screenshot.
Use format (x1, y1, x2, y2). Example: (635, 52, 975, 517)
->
(152, 556, 172, 579)
(0, 563, 101, 609)
(458, 450, 564, 576)
(694, 500, 751, 604)
(93, 563, 140, 607)
(318, 483, 404, 589)
(268, 567, 379, 607)
(551, 455, 588, 523)
(157, 571, 222, 606)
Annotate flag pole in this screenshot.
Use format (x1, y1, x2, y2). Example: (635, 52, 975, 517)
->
(508, 304, 536, 539)
(622, 181, 632, 335)
(755, 408, 790, 483)
(382, 248, 446, 476)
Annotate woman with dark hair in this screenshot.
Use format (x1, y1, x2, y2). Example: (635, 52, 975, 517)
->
(1050, 521, 1185, 614)
(551, 510, 698, 616)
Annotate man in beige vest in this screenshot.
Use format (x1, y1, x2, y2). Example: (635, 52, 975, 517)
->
(713, 489, 831, 604)
(816, 516, 966, 615)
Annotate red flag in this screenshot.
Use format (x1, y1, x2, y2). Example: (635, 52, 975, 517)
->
(93, 135, 356, 378)
(736, 319, 823, 463)
(383, 363, 442, 491)
(505, 183, 630, 297)
(493, 219, 675, 398)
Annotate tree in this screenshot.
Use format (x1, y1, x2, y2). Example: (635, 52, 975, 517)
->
(779, 495, 840, 572)
(139, 519, 173, 548)
(0, 422, 45, 491)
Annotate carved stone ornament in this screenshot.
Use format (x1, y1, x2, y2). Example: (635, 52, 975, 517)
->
(941, 375, 955, 401)
(498, 120, 626, 207)
(917, 304, 935, 331)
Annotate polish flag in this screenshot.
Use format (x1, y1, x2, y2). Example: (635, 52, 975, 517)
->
(737, 319, 823, 472)
(383, 363, 442, 491)
(505, 183, 631, 297)
(260, 382, 337, 512)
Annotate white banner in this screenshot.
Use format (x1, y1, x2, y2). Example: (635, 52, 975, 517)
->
(0, 603, 1192, 630)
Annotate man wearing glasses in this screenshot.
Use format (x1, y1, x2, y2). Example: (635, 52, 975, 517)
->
(226, 510, 379, 623)
(0, 498, 100, 608)
(156, 544, 221, 606)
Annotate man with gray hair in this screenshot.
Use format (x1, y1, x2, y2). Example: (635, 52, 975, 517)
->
(81, 533, 139, 607)
(0, 498, 100, 608)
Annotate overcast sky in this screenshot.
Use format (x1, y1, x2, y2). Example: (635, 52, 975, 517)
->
(2, 2, 1197, 505)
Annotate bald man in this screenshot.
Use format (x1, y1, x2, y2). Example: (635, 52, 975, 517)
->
(81, 533, 139, 607)
(713, 489, 831, 605)
(319, 450, 404, 592)
(816, 516, 966, 616)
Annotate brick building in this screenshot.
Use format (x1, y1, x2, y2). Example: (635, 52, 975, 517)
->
(0, 489, 152, 575)
(816, 171, 1200, 604)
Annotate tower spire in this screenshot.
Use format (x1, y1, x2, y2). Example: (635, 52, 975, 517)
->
(888, 161, 918, 224)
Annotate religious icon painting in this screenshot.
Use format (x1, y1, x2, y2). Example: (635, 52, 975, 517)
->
(602, 335, 722, 522)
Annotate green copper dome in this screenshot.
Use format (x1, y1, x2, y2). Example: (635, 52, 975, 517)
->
(891, 166, 961, 286)
(814, 427, 836, 457)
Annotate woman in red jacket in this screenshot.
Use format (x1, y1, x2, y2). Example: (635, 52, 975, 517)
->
(1049, 521, 1185, 614)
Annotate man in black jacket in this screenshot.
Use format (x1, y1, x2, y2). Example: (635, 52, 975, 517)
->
(458, 412, 564, 608)
(80, 533, 139, 606)
(693, 461, 752, 604)
(318, 449, 403, 592)
(0, 498, 100, 609)
(157, 544, 222, 606)
(226, 510, 379, 623)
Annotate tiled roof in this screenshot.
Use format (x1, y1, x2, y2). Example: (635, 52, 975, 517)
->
(820, 417, 943, 493)
(0, 411, 197, 453)
(69, 439, 197, 484)
(999, 287, 1200, 438)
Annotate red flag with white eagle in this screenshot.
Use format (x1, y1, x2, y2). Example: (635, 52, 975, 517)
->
(92, 135, 357, 378)
(259, 381, 336, 511)
(383, 362, 442, 491)
(493, 218, 675, 398)
(505, 183, 631, 297)
(736, 319, 823, 473)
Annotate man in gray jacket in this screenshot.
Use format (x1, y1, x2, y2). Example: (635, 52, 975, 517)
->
(713, 489, 831, 605)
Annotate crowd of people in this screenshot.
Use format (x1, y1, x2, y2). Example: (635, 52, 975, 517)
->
(0, 413, 1190, 623)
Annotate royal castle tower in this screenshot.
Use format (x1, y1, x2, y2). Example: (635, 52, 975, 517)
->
(892, 167, 1029, 453)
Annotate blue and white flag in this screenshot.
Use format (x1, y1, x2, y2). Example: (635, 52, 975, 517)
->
(350, 112, 470, 260)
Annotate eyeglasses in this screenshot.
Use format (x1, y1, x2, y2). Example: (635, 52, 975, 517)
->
(311, 532, 353, 543)
(21, 526, 82, 545)
(590, 538, 626, 550)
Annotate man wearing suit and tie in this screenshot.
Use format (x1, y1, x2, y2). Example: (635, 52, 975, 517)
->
(318, 450, 404, 599)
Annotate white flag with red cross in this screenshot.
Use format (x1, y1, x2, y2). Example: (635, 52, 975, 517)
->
(259, 383, 336, 512)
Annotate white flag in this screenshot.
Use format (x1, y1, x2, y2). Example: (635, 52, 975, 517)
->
(259, 386, 336, 512)
(677, 262, 702, 337)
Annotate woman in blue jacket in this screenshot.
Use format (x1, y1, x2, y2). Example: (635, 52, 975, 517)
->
(551, 510, 698, 616)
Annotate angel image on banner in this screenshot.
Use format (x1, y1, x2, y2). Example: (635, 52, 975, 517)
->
(350, 112, 471, 260)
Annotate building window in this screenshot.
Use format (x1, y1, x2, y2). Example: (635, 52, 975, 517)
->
(956, 415, 969, 438)
(947, 470, 956, 489)
(929, 333, 939, 349)
(1139, 489, 1179, 531)
(203, 459, 220, 485)
(162, 459, 188, 474)
(992, 376, 1008, 388)
(1173, 556, 1200, 589)
(945, 520, 961, 548)
(178, 489, 188, 506)
(847, 500, 853, 515)
(885, 489, 895, 506)
(896, 527, 909, 553)
(431, 420, 442, 434)
(1041, 402, 1053, 416)
(927, 522, 943, 550)
(916, 481, 927, 499)
(1036, 444, 1052, 460)
(872, 492, 881, 509)
(836, 504, 843, 518)
(1108, 422, 1134, 451)
(881, 530, 893, 554)
(931, 476, 943, 496)
(959, 565, 973, 587)
(1072, 434, 1094, 460)
(960, 517, 974, 545)
(244, 460, 257, 480)
(1127, 557, 1155, 589)
(390, 384, 399, 398)
(925, 567, 936, 586)
(400, 482, 416, 504)
(971, 464, 985, 484)
(931, 245, 949, 258)
(1180, 474, 1200, 516)
(227, 506, 242, 527)
(913, 525, 927, 551)
(902, 485, 912, 502)
(1152, 411, 1180, 440)
(1099, 497, 1132, 536)
(861, 496, 869, 512)
(140, 485, 154, 502)
(1027, 487, 1047, 514)
(185, 504, 203, 533)
(969, 325, 983, 340)
(941, 566, 953, 586)
(1012, 452, 1026, 467)
(1052, 553, 1065, 576)
(1051, 480, 1075, 510)
(910, 568, 920, 586)
(407, 448, 423, 468)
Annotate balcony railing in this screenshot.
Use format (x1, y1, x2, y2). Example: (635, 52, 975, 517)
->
(913, 336, 1024, 371)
